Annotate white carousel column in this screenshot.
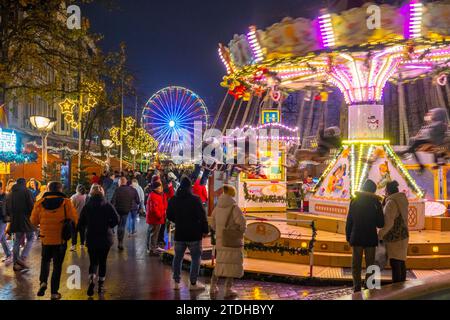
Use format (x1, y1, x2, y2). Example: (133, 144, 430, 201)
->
(348, 104, 384, 140)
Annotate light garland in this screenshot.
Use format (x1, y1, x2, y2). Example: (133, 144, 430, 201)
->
(312, 147, 343, 193)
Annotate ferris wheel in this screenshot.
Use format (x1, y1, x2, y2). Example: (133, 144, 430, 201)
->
(142, 86, 209, 153)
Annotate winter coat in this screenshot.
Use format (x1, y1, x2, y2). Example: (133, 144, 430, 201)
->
(211, 194, 246, 278)
(102, 177, 116, 202)
(70, 193, 87, 217)
(5, 184, 35, 233)
(166, 187, 208, 242)
(31, 192, 78, 245)
(146, 191, 167, 225)
(0, 193, 7, 223)
(346, 191, 384, 247)
(111, 185, 140, 215)
(192, 180, 208, 203)
(378, 192, 410, 261)
(79, 194, 120, 249)
(132, 183, 146, 211)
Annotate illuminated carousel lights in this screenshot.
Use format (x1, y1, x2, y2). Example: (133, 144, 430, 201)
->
(312, 148, 341, 193)
(218, 47, 233, 74)
(357, 145, 375, 191)
(408, 1, 423, 39)
(355, 143, 364, 195)
(247, 26, 264, 64)
(350, 144, 356, 197)
(318, 13, 336, 48)
(384, 144, 424, 197)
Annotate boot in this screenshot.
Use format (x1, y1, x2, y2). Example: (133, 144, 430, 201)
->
(210, 274, 219, 297)
(224, 278, 237, 298)
(87, 275, 95, 297)
(98, 279, 105, 295)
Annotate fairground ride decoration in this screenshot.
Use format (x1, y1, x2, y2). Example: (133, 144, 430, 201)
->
(142, 86, 209, 154)
(218, 0, 450, 230)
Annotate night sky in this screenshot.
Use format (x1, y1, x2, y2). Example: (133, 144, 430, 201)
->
(83, 0, 327, 116)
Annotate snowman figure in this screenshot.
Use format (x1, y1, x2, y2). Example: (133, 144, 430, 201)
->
(367, 115, 379, 131)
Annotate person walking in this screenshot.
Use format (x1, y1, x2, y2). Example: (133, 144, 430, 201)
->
(209, 185, 246, 298)
(346, 179, 384, 292)
(4, 178, 35, 272)
(70, 184, 88, 251)
(167, 176, 209, 291)
(0, 181, 12, 266)
(378, 181, 410, 284)
(102, 173, 116, 203)
(145, 181, 167, 255)
(192, 177, 208, 208)
(31, 181, 78, 300)
(129, 178, 145, 235)
(111, 177, 140, 250)
(79, 185, 119, 297)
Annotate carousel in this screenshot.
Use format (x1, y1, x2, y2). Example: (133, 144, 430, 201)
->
(208, 0, 450, 279)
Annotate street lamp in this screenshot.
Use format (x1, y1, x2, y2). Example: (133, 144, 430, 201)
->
(29, 116, 57, 183)
(130, 149, 137, 171)
(102, 139, 114, 172)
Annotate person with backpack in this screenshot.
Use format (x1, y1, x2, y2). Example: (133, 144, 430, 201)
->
(346, 179, 384, 293)
(378, 181, 410, 284)
(166, 176, 209, 291)
(79, 185, 120, 297)
(31, 181, 78, 300)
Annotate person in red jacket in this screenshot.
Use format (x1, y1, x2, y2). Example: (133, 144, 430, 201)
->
(192, 178, 208, 207)
(146, 181, 167, 255)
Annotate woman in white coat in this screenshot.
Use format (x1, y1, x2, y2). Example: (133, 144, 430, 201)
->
(210, 185, 246, 298)
(378, 181, 410, 283)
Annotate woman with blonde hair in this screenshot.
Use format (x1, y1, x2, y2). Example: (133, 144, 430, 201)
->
(79, 184, 119, 297)
(210, 184, 246, 298)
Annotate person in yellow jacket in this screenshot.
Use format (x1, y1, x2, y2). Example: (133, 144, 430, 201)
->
(31, 181, 78, 300)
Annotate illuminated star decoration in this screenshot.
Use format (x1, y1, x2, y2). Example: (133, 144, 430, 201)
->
(58, 98, 78, 129)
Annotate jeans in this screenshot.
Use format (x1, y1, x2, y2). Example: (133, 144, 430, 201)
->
(117, 214, 128, 243)
(351, 246, 376, 292)
(88, 247, 110, 280)
(0, 222, 11, 258)
(71, 223, 86, 246)
(146, 224, 161, 251)
(127, 210, 138, 234)
(390, 258, 407, 283)
(13, 232, 34, 264)
(157, 222, 166, 244)
(172, 240, 202, 284)
(39, 243, 67, 294)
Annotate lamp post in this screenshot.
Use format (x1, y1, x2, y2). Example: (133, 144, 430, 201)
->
(102, 139, 114, 172)
(130, 149, 137, 171)
(29, 116, 57, 183)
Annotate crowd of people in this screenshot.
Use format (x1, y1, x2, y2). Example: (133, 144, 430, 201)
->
(0, 167, 247, 300)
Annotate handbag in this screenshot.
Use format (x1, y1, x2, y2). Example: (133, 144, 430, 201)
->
(383, 200, 409, 243)
(221, 205, 243, 248)
(61, 204, 74, 242)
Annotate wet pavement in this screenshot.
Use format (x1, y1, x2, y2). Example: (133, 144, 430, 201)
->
(0, 218, 351, 300)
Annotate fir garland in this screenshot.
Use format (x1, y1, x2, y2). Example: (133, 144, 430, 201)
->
(243, 182, 287, 203)
(0, 151, 38, 164)
(245, 222, 317, 256)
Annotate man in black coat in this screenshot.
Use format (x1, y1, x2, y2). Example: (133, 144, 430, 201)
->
(346, 179, 384, 292)
(4, 178, 35, 271)
(167, 176, 209, 291)
(111, 177, 140, 250)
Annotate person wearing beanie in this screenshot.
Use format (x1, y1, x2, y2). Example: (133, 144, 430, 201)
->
(346, 179, 384, 293)
(167, 176, 209, 291)
(378, 180, 409, 284)
(145, 181, 168, 255)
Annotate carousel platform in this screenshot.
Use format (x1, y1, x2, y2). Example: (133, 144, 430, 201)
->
(163, 211, 450, 283)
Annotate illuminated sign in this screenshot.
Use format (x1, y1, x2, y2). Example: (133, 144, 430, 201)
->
(261, 110, 280, 124)
(0, 128, 17, 153)
(0, 162, 10, 174)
